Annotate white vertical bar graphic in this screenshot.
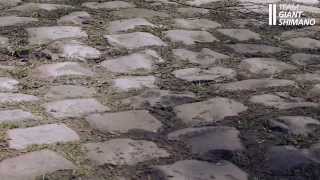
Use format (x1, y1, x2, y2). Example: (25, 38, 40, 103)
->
(273, 4, 277, 25)
(269, 4, 273, 25)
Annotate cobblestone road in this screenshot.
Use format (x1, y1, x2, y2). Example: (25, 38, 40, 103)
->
(0, 0, 319, 179)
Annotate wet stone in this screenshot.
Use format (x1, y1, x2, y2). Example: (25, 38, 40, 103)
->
(228, 43, 282, 54)
(0, 16, 38, 27)
(113, 8, 169, 18)
(112, 76, 157, 91)
(214, 79, 296, 91)
(0, 93, 39, 104)
(239, 58, 297, 77)
(58, 11, 92, 25)
(121, 89, 196, 108)
(27, 26, 88, 45)
(173, 18, 221, 30)
(249, 92, 318, 109)
(45, 39, 101, 61)
(86, 110, 163, 134)
(83, 138, 170, 165)
(0, 77, 19, 92)
(101, 49, 163, 74)
(44, 85, 96, 100)
(43, 98, 109, 119)
(107, 18, 155, 34)
(0, 109, 40, 124)
(8, 123, 80, 149)
(174, 97, 247, 126)
(290, 53, 320, 66)
(164, 30, 218, 45)
(10, 3, 73, 12)
(168, 126, 243, 155)
(264, 146, 316, 175)
(104, 32, 166, 49)
(0, 149, 76, 180)
(173, 67, 236, 82)
(82, 1, 135, 9)
(217, 29, 261, 41)
(269, 116, 320, 135)
(32, 62, 94, 80)
(173, 48, 229, 66)
(284, 37, 320, 50)
(154, 160, 248, 180)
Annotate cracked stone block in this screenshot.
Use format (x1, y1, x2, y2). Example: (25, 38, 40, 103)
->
(112, 76, 157, 91)
(239, 58, 297, 77)
(249, 92, 318, 109)
(43, 98, 109, 119)
(168, 126, 243, 155)
(8, 123, 80, 149)
(154, 160, 248, 180)
(113, 8, 169, 18)
(0, 149, 76, 180)
(173, 67, 236, 82)
(104, 32, 166, 49)
(86, 110, 163, 134)
(0, 109, 40, 124)
(290, 53, 320, 66)
(228, 43, 282, 54)
(44, 85, 96, 100)
(27, 26, 88, 45)
(214, 79, 297, 91)
(164, 30, 218, 45)
(84, 138, 170, 165)
(217, 29, 261, 41)
(0, 16, 38, 27)
(45, 39, 101, 61)
(107, 18, 155, 33)
(32, 62, 94, 80)
(284, 37, 320, 50)
(10, 3, 73, 12)
(82, 1, 135, 9)
(173, 18, 221, 30)
(269, 116, 320, 135)
(58, 11, 92, 25)
(101, 50, 163, 74)
(121, 89, 196, 108)
(0, 77, 19, 92)
(174, 97, 247, 126)
(173, 48, 229, 66)
(0, 93, 39, 104)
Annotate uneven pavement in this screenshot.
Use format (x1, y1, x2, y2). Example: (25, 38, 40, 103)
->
(0, 0, 319, 179)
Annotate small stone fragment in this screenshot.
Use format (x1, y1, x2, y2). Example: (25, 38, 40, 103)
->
(165, 30, 218, 45)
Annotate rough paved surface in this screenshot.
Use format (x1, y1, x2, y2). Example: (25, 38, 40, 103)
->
(0, 0, 320, 180)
